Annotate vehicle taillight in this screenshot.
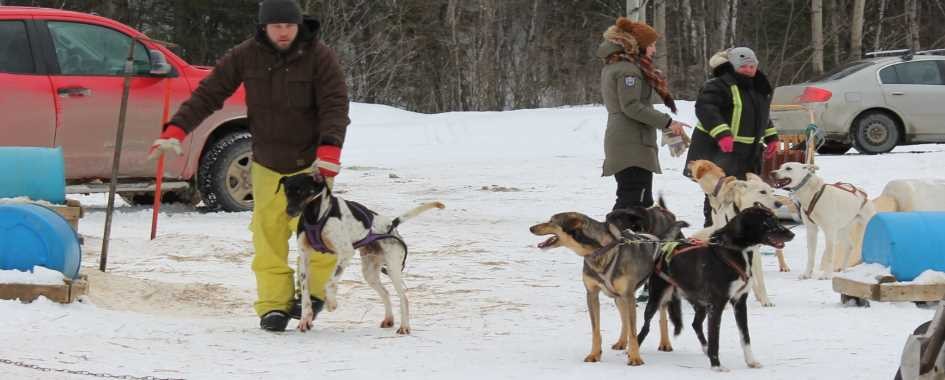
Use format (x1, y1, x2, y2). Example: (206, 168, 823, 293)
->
(797, 86, 833, 103)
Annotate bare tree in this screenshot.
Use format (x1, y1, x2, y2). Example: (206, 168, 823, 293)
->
(873, 0, 887, 52)
(812, 0, 824, 75)
(829, 0, 840, 65)
(908, 0, 920, 50)
(654, 0, 667, 70)
(728, 0, 738, 48)
(850, 0, 865, 59)
(627, 0, 646, 21)
(718, 0, 730, 53)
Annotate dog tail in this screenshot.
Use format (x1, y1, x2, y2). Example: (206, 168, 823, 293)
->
(669, 292, 683, 336)
(657, 193, 668, 210)
(390, 202, 446, 230)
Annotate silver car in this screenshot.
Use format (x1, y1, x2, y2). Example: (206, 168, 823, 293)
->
(771, 50, 945, 154)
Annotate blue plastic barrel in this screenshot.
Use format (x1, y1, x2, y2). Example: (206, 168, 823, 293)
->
(0, 204, 81, 279)
(0, 147, 66, 204)
(862, 212, 945, 281)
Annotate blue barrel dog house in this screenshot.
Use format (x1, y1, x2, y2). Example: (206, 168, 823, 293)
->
(862, 212, 945, 282)
(0, 204, 81, 279)
(0, 147, 66, 204)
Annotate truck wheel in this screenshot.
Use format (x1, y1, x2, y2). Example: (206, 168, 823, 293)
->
(852, 112, 899, 155)
(197, 133, 253, 212)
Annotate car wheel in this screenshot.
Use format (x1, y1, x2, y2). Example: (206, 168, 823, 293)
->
(852, 112, 899, 155)
(119, 188, 201, 207)
(197, 133, 253, 212)
(816, 141, 852, 155)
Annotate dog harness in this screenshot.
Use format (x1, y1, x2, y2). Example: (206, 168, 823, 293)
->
(302, 197, 407, 265)
(654, 239, 751, 294)
(802, 182, 869, 224)
(584, 231, 661, 296)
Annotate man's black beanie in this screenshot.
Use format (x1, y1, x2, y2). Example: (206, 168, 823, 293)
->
(258, 0, 303, 25)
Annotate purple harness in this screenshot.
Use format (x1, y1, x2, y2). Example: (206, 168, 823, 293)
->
(302, 197, 406, 258)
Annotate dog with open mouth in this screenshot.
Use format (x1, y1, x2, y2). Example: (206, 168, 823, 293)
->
(637, 205, 794, 372)
(529, 208, 687, 366)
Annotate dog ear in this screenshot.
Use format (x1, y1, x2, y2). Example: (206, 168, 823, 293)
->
(745, 172, 764, 183)
(661, 220, 690, 240)
(565, 215, 585, 232)
(718, 177, 741, 203)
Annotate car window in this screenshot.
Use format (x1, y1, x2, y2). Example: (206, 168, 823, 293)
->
(879, 61, 945, 85)
(0, 21, 36, 74)
(47, 21, 150, 76)
(811, 61, 874, 82)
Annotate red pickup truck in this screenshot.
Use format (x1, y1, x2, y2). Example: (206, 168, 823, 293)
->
(0, 6, 253, 212)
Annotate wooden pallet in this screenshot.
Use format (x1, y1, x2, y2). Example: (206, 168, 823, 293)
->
(833, 276, 945, 303)
(0, 275, 88, 304)
(47, 198, 83, 233)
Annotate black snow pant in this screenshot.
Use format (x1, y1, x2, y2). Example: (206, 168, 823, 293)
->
(613, 166, 654, 211)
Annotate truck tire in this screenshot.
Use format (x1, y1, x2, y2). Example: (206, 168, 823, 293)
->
(852, 112, 899, 155)
(197, 133, 253, 212)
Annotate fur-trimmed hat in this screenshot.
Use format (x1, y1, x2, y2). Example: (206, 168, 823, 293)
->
(603, 17, 659, 54)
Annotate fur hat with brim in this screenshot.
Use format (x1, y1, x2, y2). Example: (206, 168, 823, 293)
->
(604, 17, 660, 54)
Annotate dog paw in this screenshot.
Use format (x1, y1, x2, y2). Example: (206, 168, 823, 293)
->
(658, 343, 673, 352)
(760, 301, 775, 307)
(747, 361, 763, 369)
(816, 273, 831, 280)
(626, 355, 644, 366)
(396, 326, 411, 335)
(297, 318, 314, 332)
(711, 366, 730, 373)
(611, 341, 627, 350)
(779, 266, 791, 272)
(380, 317, 394, 328)
(799, 273, 813, 280)
(583, 352, 601, 363)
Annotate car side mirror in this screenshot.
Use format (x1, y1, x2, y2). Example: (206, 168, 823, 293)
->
(149, 49, 173, 76)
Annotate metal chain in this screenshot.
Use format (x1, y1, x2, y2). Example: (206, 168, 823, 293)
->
(0, 358, 185, 380)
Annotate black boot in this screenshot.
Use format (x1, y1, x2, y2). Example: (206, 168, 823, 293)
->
(288, 296, 325, 320)
(259, 310, 290, 332)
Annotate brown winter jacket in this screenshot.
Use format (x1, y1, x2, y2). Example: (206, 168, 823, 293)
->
(169, 17, 350, 174)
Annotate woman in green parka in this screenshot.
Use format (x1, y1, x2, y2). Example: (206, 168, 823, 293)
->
(598, 17, 688, 210)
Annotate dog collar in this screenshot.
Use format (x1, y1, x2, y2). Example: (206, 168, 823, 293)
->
(711, 177, 726, 198)
(786, 172, 813, 192)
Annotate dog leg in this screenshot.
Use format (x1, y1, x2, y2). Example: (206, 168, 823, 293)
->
(707, 303, 727, 372)
(625, 297, 644, 366)
(636, 289, 661, 347)
(386, 256, 411, 335)
(750, 248, 774, 307)
(834, 227, 853, 272)
(297, 239, 314, 332)
(658, 306, 673, 352)
(691, 304, 708, 354)
(801, 222, 819, 280)
(584, 288, 603, 363)
(733, 295, 761, 368)
(818, 229, 837, 280)
(612, 298, 629, 350)
(776, 249, 790, 272)
(361, 256, 394, 329)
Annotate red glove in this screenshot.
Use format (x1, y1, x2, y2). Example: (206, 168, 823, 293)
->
(764, 139, 780, 160)
(315, 145, 341, 177)
(717, 135, 734, 153)
(148, 124, 187, 160)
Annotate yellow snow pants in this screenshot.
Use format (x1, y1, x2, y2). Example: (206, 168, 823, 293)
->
(250, 162, 337, 316)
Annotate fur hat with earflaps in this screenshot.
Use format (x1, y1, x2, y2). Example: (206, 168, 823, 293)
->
(604, 17, 660, 55)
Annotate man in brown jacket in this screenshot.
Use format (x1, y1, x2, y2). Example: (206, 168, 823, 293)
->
(149, 0, 350, 332)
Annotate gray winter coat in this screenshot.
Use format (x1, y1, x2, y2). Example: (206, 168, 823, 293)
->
(598, 41, 672, 176)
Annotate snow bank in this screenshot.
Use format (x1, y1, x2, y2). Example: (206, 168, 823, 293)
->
(0, 197, 58, 207)
(911, 270, 945, 285)
(835, 263, 893, 284)
(0, 266, 65, 285)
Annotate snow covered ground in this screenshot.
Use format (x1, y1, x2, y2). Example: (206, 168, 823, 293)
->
(2, 102, 943, 379)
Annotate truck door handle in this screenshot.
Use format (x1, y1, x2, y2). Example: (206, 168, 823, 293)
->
(890, 91, 905, 96)
(57, 87, 92, 98)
